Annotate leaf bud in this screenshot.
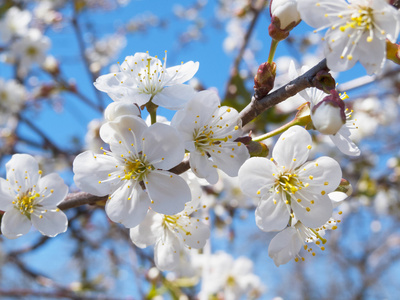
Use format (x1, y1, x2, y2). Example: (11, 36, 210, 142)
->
(254, 62, 276, 100)
(312, 70, 336, 94)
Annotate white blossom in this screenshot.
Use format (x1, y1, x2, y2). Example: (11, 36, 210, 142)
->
(0, 154, 68, 239)
(0, 79, 26, 125)
(73, 115, 191, 227)
(0, 7, 31, 43)
(297, 0, 400, 74)
(269, 192, 345, 266)
(239, 125, 342, 231)
(94, 51, 199, 110)
(171, 90, 250, 184)
(10, 29, 51, 76)
(200, 251, 265, 300)
(130, 180, 209, 271)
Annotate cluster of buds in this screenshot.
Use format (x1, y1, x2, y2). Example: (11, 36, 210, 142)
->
(269, 0, 301, 41)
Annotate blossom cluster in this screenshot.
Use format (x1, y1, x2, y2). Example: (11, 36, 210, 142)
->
(2, 0, 400, 292)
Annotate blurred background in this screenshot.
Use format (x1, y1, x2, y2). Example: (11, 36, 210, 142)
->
(1, 0, 400, 299)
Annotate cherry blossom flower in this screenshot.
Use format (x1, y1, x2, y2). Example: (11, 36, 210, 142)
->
(297, 0, 400, 74)
(200, 251, 266, 300)
(130, 180, 209, 271)
(300, 87, 360, 156)
(73, 115, 191, 228)
(0, 79, 26, 125)
(0, 7, 31, 43)
(238, 125, 342, 231)
(171, 90, 250, 184)
(0, 154, 68, 239)
(268, 192, 345, 266)
(10, 29, 51, 76)
(94, 51, 199, 110)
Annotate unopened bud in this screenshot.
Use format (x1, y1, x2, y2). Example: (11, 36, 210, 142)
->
(104, 102, 141, 121)
(254, 62, 276, 100)
(335, 178, 353, 197)
(42, 56, 60, 75)
(386, 39, 400, 65)
(312, 70, 336, 93)
(269, 0, 301, 40)
(311, 90, 345, 135)
(247, 141, 269, 157)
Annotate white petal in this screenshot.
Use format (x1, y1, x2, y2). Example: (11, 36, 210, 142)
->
(292, 194, 333, 228)
(154, 229, 181, 271)
(238, 157, 277, 198)
(357, 32, 385, 75)
(145, 171, 190, 215)
(6, 154, 39, 192)
(179, 221, 210, 249)
(297, 0, 347, 28)
(328, 191, 347, 208)
(100, 115, 147, 150)
(298, 156, 342, 194)
(189, 152, 219, 184)
(325, 28, 358, 72)
(268, 226, 302, 267)
(171, 90, 220, 130)
(152, 85, 196, 110)
(73, 151, 121, 196)
(255, 195, 290, 232)
(104, 101, 141, 121)
(165, 61, 199, 85)
(36, 173, 68, 208)
(31, 209, 68, 237)
(330, 126, 360, 156)
(1, 209, 31, 239)
(0, 178, 14, 211)
(210, 143, 249, 177)
(129, 210, 164, 248)
(142, 123, 185, 170)
(273, 125, 311, 170)
(105, 182, 149, 228)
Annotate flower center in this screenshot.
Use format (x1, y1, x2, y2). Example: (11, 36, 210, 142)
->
(163, 215, 191, 236)
(193, 127, 228, 153)
(26, 46, 38, 57)
(13, 191, 41, 217)
(276, 172, 304, 195)
(340, 7, 373, 33)
(123, 156, 153, 182)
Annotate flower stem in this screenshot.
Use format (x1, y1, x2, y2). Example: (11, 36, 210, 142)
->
(267, 39, 279, 64)
(146, 99, 158, 125)
(252, 118, 302, 142)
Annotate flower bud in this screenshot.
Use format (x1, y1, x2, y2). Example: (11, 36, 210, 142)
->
(269, 0, 301, 40)
(247, 141, 269, 157)
(386, 39, 400, 65)
(311, 90, 345, 135)
(104, 102, 141, 121)
(254, 62, 276, 100)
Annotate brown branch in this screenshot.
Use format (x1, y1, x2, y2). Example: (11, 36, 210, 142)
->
(224, 0, 268, 99)
(239, 58, 327, 126)
(58, 192, 107, 211)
